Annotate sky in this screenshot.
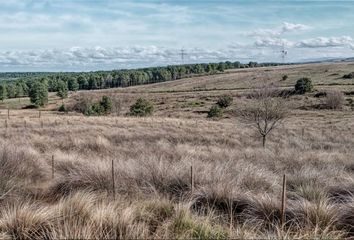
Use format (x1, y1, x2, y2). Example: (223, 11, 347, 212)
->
(1, 0, 354, 71)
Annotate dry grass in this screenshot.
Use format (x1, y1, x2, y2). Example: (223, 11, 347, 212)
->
(0, 62, 353, 238)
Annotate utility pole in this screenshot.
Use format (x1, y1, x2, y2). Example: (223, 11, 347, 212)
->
(181, 48, 186, 64)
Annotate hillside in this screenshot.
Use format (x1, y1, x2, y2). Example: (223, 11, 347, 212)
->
(0, 62, 354, 238)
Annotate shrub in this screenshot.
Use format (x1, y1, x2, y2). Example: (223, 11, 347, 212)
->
(343, 72, 354, 79)
(295, 77, 313, 94)
(325, 90, 344, 110)
(72, 96, 112, 116)
(99, 96, 112, 114)
(216, 95, 233, 108)
(207, 105, 223, 118)
(130, 98, 154, 117)
(282, 75, 288, 81)
(58, 104, 67, 112)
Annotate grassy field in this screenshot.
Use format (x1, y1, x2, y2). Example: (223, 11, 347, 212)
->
(0, 62, 354, 238)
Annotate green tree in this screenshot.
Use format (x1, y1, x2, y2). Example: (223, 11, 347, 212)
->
(6, 84, 16, 98)
(15, 82, 25, 98)
(100, 96, 112, 114)
(216, 95, 233, 108)
(68, 77, 79, 91)
(0, 84, 7, 102)
(29, 81, 48, 107)
(130, 98, 154, 117)
(207, 105, 223, 118)
(57, 80, 68, 99)
(295, 77, 313, 94)
(77, 75, 89, 89)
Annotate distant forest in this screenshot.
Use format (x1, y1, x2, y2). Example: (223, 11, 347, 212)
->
(0, 61, 284, 101)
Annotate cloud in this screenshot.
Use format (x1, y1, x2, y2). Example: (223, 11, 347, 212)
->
(254, 38, 294, 48)
(249, 22, 311, 38)
(282, 22, 310, 33)
(296, 36, 354, 49)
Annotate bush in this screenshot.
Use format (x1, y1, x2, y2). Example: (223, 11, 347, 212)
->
(343, 72, 354, 79)
(325, 90, 344, 110)
(99, 96, 112, 114)
(295, 77, 313, 94)
(58, 104, 67, 112)
(85, 96, 112, 116)
(216, 95, 233, 108)
(282, 75, 288, 81)
(72, 96, 112, 116)
(130, 98, 154, 117)
(207, 105, 223, 118)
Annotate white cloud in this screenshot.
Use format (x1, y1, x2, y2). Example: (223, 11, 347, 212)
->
(249, 22, 311, 38)
(254, 38, 294, 48)
(296, 36, 354, 49)
(282, 22, 310, 33)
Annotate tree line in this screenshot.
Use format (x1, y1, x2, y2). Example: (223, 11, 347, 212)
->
(0, 61, 284, 107)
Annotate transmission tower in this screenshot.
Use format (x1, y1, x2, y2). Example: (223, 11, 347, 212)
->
(281, 43, 288, 63)
(180, 48, 186, 64)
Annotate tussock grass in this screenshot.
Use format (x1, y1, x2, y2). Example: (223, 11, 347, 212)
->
(0, 111, 352, 238)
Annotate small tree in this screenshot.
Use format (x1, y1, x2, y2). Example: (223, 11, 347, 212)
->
(29, 81, 48, 107)
(0, 84, 7, 102)
(239, 86, 287, 147)
(282, 75, 288, 81)
(58, 104, 67, 112)
(216, 95, 233, 108)
(207, 105, 223, 118)
(57, 81, 68, 99)
(68, 78, 79, 91)
(100, 96, 112, 114)
(295, 77, 313, 94)
(130, 98, 154, 117)
(325, 90, 344, 110)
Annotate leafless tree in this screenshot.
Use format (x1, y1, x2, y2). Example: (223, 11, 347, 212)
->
(239, 85, 288, 148)
(325, 90, 344, 110)
(111, 96, 122, 116)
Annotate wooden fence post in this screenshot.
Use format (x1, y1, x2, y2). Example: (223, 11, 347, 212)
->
(24, 120, 27, 129)
(281, 174, 287, 230)
(190, 165, 194, 194)
(111, 159, 116, 200)
(5, 119, 7, 129)
(51, 155, 55, 179)
(41, 121, 43, 128)
(229, 197, 233, 232)
(7, 108, 9, 119)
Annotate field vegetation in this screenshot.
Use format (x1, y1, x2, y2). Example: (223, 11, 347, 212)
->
(0, 62, 354, 238)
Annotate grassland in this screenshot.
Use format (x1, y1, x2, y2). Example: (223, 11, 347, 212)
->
(0, 62, 354, 238)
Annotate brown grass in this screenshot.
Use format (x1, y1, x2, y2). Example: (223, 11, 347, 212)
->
(0, 62, 353, 238)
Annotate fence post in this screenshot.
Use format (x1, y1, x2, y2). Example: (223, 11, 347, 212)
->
(5, 119, 7, 129)
(301, 128, 305, 139)
(229, 197, 233, 232)
(112, 159, 116, 200)
(281, 174, 287, 230)
(190, 165, 194, 194)
(51, 155, 55, 179)
(24, 120, 27, 129)
(7, 108, 9, 119)
(41, 121, 43, 128)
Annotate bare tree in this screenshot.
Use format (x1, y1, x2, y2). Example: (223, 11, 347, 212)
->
(239, 85, 288, 148)
(325, 90, 344, 110)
